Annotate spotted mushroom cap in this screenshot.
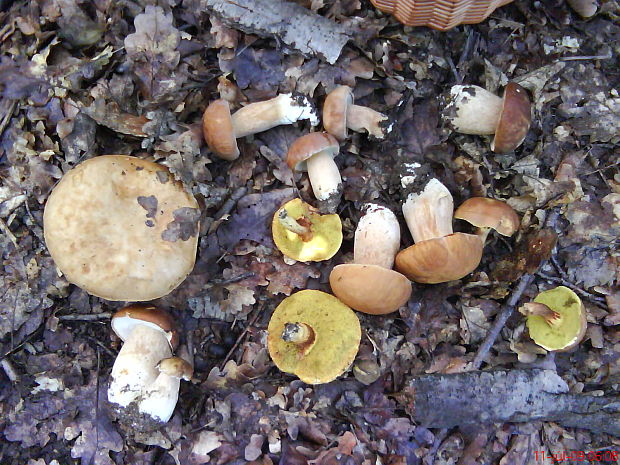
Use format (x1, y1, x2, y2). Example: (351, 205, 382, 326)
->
(44, 155, 200, 301)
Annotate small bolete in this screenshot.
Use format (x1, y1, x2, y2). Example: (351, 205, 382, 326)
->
(442, 83, 532, 153)
(395, 179, 483, 284)
(454, 197, 520, 241)
(518, 286, 587, 352)
(107, 305, 191, 430)
(286, 132, 342, 213)
(272, 198, 342, 262)
(323, 85, 391, 141)
(203, 94, 318, 160)
(43, 155, 200, 301)
(330, 204, 412, 314)
(566, 0, 597, 17)
(267, 289, 361, 384)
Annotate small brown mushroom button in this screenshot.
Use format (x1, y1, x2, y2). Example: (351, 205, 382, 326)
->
(442, 83, 532, 153)
(455, 197, 520, 241)
(395, 179, 483, 284)
(267, 289, 361, 384)
(330, 204, 412, 314)
(566, 0, 597, 17)
(287, 132, 342, 213)
(323, 85, 391, 141)
(203, 94, 318, 160)
(43, 155, 200, 301)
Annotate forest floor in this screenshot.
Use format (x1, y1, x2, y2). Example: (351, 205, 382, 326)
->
(0, 0, 619, 464)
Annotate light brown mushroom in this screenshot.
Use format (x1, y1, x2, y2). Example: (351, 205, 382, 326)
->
(203, 94, 318, 160)
(442, 83, 532, 153)
(454, 197, 520, 241)
(43, 155, 200, 301)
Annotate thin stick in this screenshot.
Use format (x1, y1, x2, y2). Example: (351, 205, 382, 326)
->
(536, 272, 607, 305)
(58, 312, 112, 321)
(219, 302, 266, 370)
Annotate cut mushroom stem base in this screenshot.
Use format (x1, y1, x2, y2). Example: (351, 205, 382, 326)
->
(282, 322, 316, 356)
(519, 302, 562, 327)
(354, 204, 400, 269)
(402, 179, 454, 243)
(306, 149, 342, 213)
(278, 209, 313, 242)
(347, 105, 389, 139)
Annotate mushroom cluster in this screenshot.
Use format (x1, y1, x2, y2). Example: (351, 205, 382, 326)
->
(107, 305, 192, 431)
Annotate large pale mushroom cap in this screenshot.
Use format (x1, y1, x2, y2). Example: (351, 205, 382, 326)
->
(267, 289, 361, 384)
(44, 155, 200, 301)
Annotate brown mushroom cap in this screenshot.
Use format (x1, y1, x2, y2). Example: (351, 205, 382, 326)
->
(43, 155, 200, 301)
(286, 132, 340, 172)
(395, 233, 483, 284)
(111, 304, 179, 350)
(492, 83, 532, 153)
(323, 86, 353, 141)
(330, 264, 412, 315)
(454, 197, 520, 236)
(267, 289, 361, 384)
(202, 99, 240, 160)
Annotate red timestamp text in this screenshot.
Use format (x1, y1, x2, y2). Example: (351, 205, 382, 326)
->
(534, 450, 619, 462)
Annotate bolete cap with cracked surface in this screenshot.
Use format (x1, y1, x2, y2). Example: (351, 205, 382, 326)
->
(521, 286, 587, 352)
(455, 197, 520, 237)
(395, 233, 484, 284)
(267, 289, 361, 384)
(330, 264, 412, 315)
(44, 155, 200, 301)
(272, 198, 342, 262)
(111, 304, 179, 350)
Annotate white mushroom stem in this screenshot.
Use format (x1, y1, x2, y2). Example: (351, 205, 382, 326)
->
(306, 150, 342, 202)
(231, 93, 318, 138)
(402, 179, 454, 243)
(447, 85, 503, 135)
(518, 302, 562, 327)
(281, 322, 314, 344)
(354, 204, 400, 269)
(347, 105, 390, 139)
(278, 209, 312, 241)
(108, 325, 172, 408)
(137, 369, 180, 423)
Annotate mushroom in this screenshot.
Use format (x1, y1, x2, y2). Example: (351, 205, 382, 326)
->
(395, 179, 483, 284)
(43, 155, 200, 301)
(272, 198, 342, 262)
(442, 83, 532, 153)
(518, 286, 587, 352)
(203, 94, 318, 160)
(454, 197, 520, 241)
(267, 289, 361, 384)
(330, 204, 412, 314)
(323, 85, 391, 141)
(286, 132, 342, 213)
(107, 305, 191, 430)
(566, 0, 597, 17)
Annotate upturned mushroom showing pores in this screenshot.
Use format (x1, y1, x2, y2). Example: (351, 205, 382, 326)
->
(267, 290, 361, 384)
(43, 155, 200, 301)
(107, 305, 191, 431)
(330, 204, 412, 314)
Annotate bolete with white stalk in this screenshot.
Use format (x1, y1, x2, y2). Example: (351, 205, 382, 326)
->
(107, 305, 192, 431)
(203, 94, 318, 160)
(395, 179, 484, 284)
(272, 198, 342, 262)
(286, 132, 343, 213)
(455, 197, 520, 242)
(518, 286, 587, 352)
(323, 85, 391, 141)
(442, 82, 532, 153)
(267, 289, 361, 384)
(330, 204, 412, 314)
(43, 155, 200, 301)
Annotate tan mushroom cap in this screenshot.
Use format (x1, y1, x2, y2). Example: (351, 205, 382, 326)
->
(44, 155, 200, 301)
(286, 132, 340, 172)
(267, 289, 361, 384)
(395, 233, 483, 284)
(202, 99, 240, 160)
(455, 197, 520, 237)
(272, 198, 342, 262)
(492, 83, 532, 153)
(111, 304, 179, 350)
(323, 85, 353, 141)
(330, 264, 412, 315)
